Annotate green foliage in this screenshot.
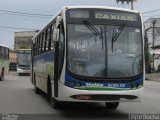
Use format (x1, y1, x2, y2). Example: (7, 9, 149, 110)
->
(19, 45, 29, 49)
(145, 44, 152, 67)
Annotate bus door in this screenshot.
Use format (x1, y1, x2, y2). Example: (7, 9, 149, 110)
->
(54, 23, 65, 98)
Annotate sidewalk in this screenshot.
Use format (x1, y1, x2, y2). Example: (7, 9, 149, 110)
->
(145, 73, 160, 82)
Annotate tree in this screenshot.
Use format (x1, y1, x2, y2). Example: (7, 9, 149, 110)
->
(145, 36, 152, 73)
(19, 45, 29, 49)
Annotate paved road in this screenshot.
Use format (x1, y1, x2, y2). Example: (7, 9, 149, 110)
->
(0, 72, 160, 120)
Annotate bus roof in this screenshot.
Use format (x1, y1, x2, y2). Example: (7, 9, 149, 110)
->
(32, 6, 140, 40)
(63, 6, 139, 14)
(0, 44, 9, 48)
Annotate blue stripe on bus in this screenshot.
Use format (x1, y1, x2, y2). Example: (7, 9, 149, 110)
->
(33, 51, 55, 78)
(33, 52, 55, 67)
(65, 73, 143, 89)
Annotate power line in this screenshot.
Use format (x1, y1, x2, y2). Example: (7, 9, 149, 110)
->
(0, 28, 13, 32)
(0, 9, 53, 17)
(0, 25, 38, 31)
(143, 15, 160, 18)
(142, 8, 160, 14)
(0, 12, 51, 18)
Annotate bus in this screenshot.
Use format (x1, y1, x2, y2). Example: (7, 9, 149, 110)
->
(31, 6, 144, 109)
(17, 49, 31, 75)
(0, 44, 9, 81)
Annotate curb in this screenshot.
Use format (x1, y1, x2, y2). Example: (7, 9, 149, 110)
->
(145, 78, 160, 82)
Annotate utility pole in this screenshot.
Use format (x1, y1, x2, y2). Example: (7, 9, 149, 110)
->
(116, 0, 137, 10)
(144, 26, 152, 73)
(131, 1, 134, 10)
(152, 20, 157, 70)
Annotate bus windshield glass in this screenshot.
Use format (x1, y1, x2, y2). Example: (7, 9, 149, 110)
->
(0, 46, 9, 59)
(17, 51, 31, 67)
(67, 10, 142, 78)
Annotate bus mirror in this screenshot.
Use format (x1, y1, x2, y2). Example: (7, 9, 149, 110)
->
(53, 28, 59, 42)
(56, 16, 62, 28)
(53, 16, 62, 41)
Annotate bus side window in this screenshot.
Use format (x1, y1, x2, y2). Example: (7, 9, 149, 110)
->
(4, 48, 8, 59)
(34, 39, 37, 56)
(48, 25, 52, 51)
(7, 48, 9, 59)
(39, 35, 41, 54)
(37, 38, 39, 55)
(38, 37, 41, 55)
(42, 32, 45, 53)
(2, 47, 8, 59)
(51, 24, 55, 51)
(51, 38, 55, 51)
(44, 31, 47, 53)
(39, 34, 42, 54)
(33, 38, 37, 56)
(33, 42, 35, 56)
(2, 47, 5, 59)
(35, 38, 37, 56)
(46, 28, 50, 52)
(41, 33, 44, 54)
(0, 47, 2, 59)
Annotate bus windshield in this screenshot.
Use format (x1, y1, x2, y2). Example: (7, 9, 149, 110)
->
(67, 24, 142, 78)
(17, 52, 31, 67)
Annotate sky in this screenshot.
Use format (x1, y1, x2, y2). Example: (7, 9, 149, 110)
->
(0, 0, 160, 49)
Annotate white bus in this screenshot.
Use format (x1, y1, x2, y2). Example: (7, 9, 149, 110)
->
(31, 6, 144, 109)
(0, 44, 9, 81)
(17, 49, 31, 75)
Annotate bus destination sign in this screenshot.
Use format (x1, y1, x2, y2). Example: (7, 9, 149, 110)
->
(95, 11, 138, 21)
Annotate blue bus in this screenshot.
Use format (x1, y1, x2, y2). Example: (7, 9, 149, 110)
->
(31, 6, 144, 109)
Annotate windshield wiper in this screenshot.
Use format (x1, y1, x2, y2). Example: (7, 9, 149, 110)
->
(83, 20, 104, 49)
(111, 23, 125, 52)
(83, 20, 103, 40)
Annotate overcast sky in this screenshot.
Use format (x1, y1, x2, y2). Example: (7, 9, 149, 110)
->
(0, 0, 160, 49)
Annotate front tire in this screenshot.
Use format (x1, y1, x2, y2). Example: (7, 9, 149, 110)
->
(51, 97, 61, 109)
(0, 70, 4, 81)
(34, 85, 40, 94)
(34, 74, 40, 94)
(105, 102, 119, 109)
(0, 76, 4, 81)
(48, 80, 61, 109)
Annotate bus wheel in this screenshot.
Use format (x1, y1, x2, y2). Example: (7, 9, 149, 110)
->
(34, 85, 40, 94)
(105, 102, 119, 109)
(48, 81, 61, 109)
(34, 75, 40, 94)
(0, 69, 4, 81)
(51, 98, 61, 109)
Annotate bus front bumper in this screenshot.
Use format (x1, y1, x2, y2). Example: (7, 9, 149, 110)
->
(17, 67, 30, 74)
(58, 82, 144, 102)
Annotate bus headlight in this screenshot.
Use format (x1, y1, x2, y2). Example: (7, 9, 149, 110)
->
(65, 80, 81, 88)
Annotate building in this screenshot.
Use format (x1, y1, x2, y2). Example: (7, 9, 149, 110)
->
(9, 49, 17, 63)
(144, 18, 160, 71)
(14, 31, 39, 50)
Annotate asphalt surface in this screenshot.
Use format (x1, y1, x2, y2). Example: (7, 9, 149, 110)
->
(0, 72, 160, 120)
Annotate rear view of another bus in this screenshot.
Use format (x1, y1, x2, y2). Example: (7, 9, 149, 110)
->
(0, 44, 9, 81)
(17, 49, 31, 75)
